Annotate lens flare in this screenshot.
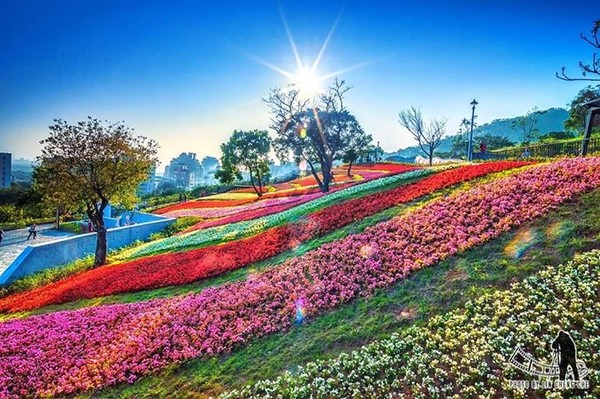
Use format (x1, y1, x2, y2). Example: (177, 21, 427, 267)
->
(295, 298, 306, 324)
(504, 228, 541, 259)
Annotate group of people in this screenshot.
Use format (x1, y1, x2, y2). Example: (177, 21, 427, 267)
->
(178, 193, 188, 203)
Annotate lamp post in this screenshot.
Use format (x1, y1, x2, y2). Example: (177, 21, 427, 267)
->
(467, 99, 478, 161)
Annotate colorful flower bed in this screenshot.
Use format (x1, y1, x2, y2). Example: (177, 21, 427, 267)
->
(154, 198, 257, 214)
(0, 162, 520, 313)
(128, 168, 429, 258)
(184, 164, 421, 231)
(163, 195, 318, 219)
(1, 158, 592, 397)
(220, 249, 600, 399)
(0, 168, 427, 312)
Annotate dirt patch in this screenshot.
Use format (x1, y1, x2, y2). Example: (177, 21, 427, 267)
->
(445, 268, 469, 282)
(394, 306, 418, 321)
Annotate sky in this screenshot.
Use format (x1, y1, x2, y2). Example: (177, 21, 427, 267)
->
(0, 0, 598, 168)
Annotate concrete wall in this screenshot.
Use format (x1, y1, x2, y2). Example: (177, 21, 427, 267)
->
(0, 212, 175, 285)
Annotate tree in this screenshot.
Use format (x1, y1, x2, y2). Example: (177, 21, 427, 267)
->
(511, 107, 541, 143)
(557, 20, 600, 81)
(265, 78, 371, 192)
(34, 117, 158, 266)
(342, 131, 374, 176)
(214, 130, 271, 197)
(475, 133, 515, 150)
(398, 106, 447, 166)
(538, 131, 576, 142)
(564, 85, 600, 133)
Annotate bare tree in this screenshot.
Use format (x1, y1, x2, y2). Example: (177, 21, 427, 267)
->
(398, 106, 447, 166)
(557, 20, 600, 81)
(511, 107, 542, 143)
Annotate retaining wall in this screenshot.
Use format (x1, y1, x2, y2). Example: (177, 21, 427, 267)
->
(0, 212, 175, 285)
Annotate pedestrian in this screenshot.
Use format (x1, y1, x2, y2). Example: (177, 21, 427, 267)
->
(0, 229, 4, 246)
(521, 147, 531, 158)
(27, 223, 37, 240)
(479, 141, 487, 159)
(87, 221, 94, 232)
(178, 193, 183, 203)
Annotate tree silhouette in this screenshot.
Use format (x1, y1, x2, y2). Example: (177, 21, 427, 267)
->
(398, 107, 446, 166)
(557, 20, 600, 81)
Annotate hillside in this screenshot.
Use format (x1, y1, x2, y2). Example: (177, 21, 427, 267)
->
(0, 158, 599, 399)
(392, 107, 568, 159)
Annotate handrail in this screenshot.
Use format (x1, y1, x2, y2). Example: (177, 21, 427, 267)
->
(475, 137, 600, 159)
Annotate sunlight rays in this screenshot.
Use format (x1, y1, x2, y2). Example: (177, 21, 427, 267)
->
(236, 3, 382, 100)
(277, 2, 304, 71)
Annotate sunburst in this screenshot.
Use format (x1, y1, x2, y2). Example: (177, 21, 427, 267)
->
(240, 3, 379, 99)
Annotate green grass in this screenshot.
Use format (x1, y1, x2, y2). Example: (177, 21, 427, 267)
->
(58, 221, 87, 234)
(69, 188, 600, 399)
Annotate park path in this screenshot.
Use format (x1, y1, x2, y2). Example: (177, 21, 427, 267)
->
(0, 224, 76, 277)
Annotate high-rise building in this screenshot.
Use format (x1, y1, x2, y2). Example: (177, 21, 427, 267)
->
(0, 153, 11, 188)
(138, 164, 158, 195)
(166, 152, 204, 189)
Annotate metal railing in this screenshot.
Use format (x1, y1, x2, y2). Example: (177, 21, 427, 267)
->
(476, 137, 600, 159)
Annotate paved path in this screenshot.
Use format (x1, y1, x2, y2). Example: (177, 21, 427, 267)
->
(0, 224, 76, 277)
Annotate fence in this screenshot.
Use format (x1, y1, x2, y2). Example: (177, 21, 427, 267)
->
(474, 137, 600, 160)
(0, 212, 175, 285)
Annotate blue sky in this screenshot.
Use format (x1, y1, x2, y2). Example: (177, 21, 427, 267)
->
(0, 0, 597, 167)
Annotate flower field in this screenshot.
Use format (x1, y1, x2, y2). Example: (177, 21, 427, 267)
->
(0, 157, 598, 398)
(0, 161, 524, 313)
(221, 249, 600, 399)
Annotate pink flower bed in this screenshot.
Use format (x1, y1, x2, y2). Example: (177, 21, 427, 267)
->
(1, 157, 599, 398)
(163, 194, 319, 218)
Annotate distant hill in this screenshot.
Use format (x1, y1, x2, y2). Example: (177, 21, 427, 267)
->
(392, 107, 568, 159)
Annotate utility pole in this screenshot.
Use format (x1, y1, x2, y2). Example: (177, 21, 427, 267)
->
(467, 99, 478, 161)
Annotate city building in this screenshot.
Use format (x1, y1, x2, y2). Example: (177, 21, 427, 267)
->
(0, 153, 11, 188)
(166, 152, 204, 189)
(138, 165, 158, 195)
(201, 156, 220, 185)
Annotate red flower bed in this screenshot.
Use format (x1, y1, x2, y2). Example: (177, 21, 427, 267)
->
(0, 162, 528, 313)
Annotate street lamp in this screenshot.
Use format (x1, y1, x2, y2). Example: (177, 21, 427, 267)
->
(467, 99, 478, 161)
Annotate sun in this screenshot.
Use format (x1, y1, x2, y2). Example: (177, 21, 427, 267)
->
(292, 67, 322, 99)
(238, 5, 380, 100)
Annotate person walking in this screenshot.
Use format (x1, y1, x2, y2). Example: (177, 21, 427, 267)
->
(27, 223, 37, 240)
(0, 229, 4, 246)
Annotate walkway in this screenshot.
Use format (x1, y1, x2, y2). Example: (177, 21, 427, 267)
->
(0, 224, 76, 277)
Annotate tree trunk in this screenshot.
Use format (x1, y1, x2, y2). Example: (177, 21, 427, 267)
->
(321, 161, 331, 193)
(91, 201, 108, 267)
(428, 148, 433, 166)
(249, 169, 261, 197)
(256, 170, 263, 198)
(95, 225, 107, 266)
(347, 160, 354, 176)
(305, 158, 324, 191)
